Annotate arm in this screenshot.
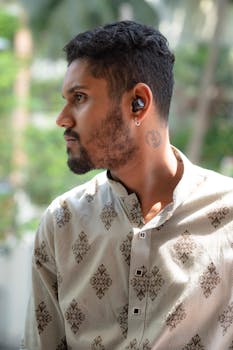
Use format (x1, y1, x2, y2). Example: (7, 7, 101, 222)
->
(21, 210, 67, 350)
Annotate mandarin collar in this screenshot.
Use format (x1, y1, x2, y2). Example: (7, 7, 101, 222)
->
(105, 147, 206, 229)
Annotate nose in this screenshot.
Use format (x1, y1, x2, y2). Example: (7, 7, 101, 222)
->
(56, 104, 75, 128)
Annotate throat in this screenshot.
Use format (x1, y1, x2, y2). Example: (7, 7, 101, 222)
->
(142, 200, 170, 224)
(139, 156, 184, 223)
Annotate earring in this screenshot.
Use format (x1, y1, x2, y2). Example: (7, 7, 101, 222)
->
(134, 118, 141, 127)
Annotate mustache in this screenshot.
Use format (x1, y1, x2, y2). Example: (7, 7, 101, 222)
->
(64, 128, 80, 140)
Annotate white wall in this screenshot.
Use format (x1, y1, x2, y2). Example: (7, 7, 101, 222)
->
(0, 236, 34, 348)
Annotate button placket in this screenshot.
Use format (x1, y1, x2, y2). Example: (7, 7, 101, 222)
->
(127, 228, 151, 340)
(139, 231, 146, 239)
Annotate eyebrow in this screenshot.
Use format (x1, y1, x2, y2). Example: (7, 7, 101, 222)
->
(62, 84, 89, 98)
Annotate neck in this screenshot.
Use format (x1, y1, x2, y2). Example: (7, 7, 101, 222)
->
(110, 142, 183, 223)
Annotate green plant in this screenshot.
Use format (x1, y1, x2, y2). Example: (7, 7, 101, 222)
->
(0, 9, 20, 43)
(23, 125, 101, 205)
(0, 190, 16, 241)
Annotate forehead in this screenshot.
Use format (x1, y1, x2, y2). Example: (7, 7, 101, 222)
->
(62, 58, 108, 97)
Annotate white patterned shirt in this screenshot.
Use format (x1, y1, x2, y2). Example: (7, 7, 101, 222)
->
(21, 149, 233, 350)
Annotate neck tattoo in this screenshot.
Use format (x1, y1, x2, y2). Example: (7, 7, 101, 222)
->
(145, 129, 162, 148)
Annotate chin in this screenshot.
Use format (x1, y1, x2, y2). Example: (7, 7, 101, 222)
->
(67, 158, 94, 175)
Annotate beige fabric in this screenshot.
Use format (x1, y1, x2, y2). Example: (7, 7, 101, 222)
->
(21, 149, 233, 350)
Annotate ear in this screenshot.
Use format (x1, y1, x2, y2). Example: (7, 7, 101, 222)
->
(130, 83, 153, 123)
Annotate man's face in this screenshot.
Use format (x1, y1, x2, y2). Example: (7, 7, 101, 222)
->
(56, 59, 138, 174)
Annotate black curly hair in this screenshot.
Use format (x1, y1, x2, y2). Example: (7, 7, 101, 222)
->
(64, 20, 175, 121)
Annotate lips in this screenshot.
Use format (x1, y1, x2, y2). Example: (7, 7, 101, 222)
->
(64, 137, 78, 149)
(64, 130, 79, 145)
(64, 135, 77, 142)
(64, 129, 79, 142)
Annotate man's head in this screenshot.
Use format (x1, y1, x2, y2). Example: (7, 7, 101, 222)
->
(64, 20, 175, 122)
(57, 21, 175, 175)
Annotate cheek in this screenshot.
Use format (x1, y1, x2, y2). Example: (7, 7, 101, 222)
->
(75, 98, 115, 142)
(75, 100, 107, 126)
(76, 113, 101, 145)
(88, 109, 123, 147)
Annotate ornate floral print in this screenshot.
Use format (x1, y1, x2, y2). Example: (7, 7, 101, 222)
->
(52, 279, 58, 300)
(142, 339, 152, 350)
(91, 336, 105, 350)
(72, 231, 91, 264)
(166, 303, 187, 331)
(125, 339, 151, 350)
(90, 264, 112, 299)
(128, 198, 143, 226)
(218, 302, 233, 335)
(199, 262, 221, 298)
(85, 193, 95, 203)
(131, 265, 164, 301)
(207, 206, 230, 228)
(34, 241, 49, 269)
(55, 200, 72, 228)
(65, 299, 85, 334)
(117, 304, 128, 338)
(173, 230, 197, 264)
(36, 301, 52, 334)
(125, 338, 138, 350)
(56, 336, 68, 350)
(100, 202, 117, 230)
(120, 232, 133, 265)
(182, 334, 205, 350)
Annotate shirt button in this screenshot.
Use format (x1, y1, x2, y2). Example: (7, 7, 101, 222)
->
(135, 269, 143, 276)
(139, 231, 146, 239)
(133, 307, 141, 315)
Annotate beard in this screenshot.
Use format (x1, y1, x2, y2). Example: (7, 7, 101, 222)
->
(65, 105, 138, 175)
(64, 128, 95, 174)
(67, 144, 95, 174)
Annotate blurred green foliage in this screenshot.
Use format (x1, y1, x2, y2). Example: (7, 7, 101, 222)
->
(0, 9, 19, 178)
(172, 43, 233, 170)
(0, 190, 16, 240)
(0, 9, 20, 240)
(0, 9, 20, 42)
(174, 43, 209, 86)
(19, 0, 158, 57)
(23, 125, 101, 205)
(203, 117, 233, 170)
(174, 43, 233, 87)
(30, 79, 64, 113)
(0, 52, 18, 177)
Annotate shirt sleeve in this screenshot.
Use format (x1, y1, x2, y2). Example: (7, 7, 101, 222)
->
(21, 209, 67, 350)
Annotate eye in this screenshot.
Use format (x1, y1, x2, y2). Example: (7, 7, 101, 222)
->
(74, 92, 86, 104)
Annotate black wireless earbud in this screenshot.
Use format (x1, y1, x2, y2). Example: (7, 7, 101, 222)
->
(132, 97, 145, 112)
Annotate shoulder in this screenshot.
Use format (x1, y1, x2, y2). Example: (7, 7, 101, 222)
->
(40, 171, 109, 226)
(50, 170, 108, 210)
(33, 172, 109, 258)
(195, 165, 233, 196)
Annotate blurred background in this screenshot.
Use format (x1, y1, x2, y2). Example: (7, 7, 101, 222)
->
(0, 0, 232, 348)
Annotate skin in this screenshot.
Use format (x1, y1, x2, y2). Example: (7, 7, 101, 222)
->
(56, 59, 183, 223)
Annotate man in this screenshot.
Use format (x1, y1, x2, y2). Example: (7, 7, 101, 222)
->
(22, 21, 233, 350)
